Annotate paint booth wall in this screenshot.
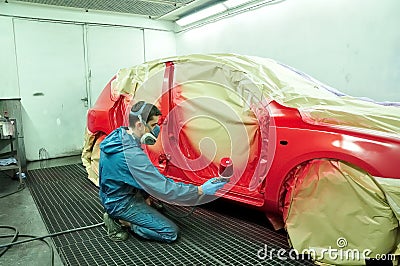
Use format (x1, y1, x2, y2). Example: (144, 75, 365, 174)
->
(0, 2, 176, 161)
(176, 0, 400, 102)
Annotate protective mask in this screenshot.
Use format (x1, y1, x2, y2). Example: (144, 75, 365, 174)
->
(152, 124, 160, 138)
(140, 124, 160, 145)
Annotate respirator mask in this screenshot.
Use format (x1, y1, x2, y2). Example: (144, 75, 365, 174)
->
(141, 124, 160, 145)
(130, 103, 160, 145)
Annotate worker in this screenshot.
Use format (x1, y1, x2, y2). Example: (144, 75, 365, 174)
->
(99, 101, 227, 242)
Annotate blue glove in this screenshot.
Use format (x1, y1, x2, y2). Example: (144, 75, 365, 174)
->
(201, 178, 227, 195)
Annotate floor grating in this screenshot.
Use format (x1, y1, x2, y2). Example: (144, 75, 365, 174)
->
(27, 164, 313, 266)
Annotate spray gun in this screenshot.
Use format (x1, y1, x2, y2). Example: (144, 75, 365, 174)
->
(211, 157, 233, 183)
(152, 157, 233, 218)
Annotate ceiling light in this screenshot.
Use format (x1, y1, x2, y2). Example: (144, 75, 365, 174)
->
(176, 3, 227, 26)
(223, 0, 252, 9)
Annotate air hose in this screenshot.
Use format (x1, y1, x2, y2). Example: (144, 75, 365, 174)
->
(0, 222, 104, 266)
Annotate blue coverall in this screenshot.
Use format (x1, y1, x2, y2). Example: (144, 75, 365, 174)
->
(99, 127, 199, 242)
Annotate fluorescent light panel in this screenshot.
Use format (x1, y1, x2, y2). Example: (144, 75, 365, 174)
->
(176, 3, 227, 26)
(223, 0, 252, 8)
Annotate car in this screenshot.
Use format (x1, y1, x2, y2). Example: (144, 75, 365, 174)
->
(82, 54, 400, 265)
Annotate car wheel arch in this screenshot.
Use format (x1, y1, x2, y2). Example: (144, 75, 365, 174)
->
(269, 150, 379, 214)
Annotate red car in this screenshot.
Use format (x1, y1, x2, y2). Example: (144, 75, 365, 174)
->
(82, 54, 400, 265)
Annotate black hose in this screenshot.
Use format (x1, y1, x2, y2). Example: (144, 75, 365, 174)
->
(0, 225, 18, 257)
(163, 205, 197, 218)
(0, 222, 104, 266)
(158, 194, 208, 219)
(0, 233, 54, 265)
(0, 222, 104, 249)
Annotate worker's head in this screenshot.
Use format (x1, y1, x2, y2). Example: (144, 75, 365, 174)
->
(129, 101, 162, 145)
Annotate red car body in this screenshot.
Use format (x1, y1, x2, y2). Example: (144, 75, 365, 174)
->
(87, 59, 400, 218)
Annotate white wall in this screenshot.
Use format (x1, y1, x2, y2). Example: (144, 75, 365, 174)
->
(176, 0, 400, 102)
(14, 19, 88, 160)
(86, 25, 145, 104)
(0, 16, 19, 98)
(143, 29, 176, 62)
(0, 1, 177, 160)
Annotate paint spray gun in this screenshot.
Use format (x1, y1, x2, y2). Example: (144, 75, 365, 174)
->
(157, 157, 234, 218)
(211, 157, 233, 183)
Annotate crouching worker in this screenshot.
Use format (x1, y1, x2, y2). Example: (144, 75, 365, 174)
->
(99, 101, 227, 243)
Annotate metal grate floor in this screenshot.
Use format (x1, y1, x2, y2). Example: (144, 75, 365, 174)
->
(27, 164, 314, 266)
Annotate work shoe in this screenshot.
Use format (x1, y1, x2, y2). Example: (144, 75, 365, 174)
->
(103, 212, 129, 241)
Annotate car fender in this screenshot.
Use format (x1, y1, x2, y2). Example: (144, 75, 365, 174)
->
(263, 126, 399, 214)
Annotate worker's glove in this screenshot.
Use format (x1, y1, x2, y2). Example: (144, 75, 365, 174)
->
(201, 178, 227, 195)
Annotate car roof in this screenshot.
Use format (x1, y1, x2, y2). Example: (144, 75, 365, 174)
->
(110, 53, 400, 137)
